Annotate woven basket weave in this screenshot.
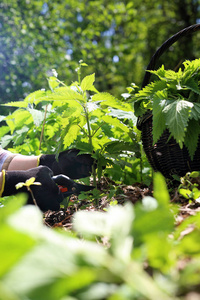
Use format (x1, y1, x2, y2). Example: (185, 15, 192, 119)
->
(137, 24, 200, 179)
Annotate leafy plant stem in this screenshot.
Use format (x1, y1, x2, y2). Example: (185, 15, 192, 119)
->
(77, 124, 88, 136)
(39, 104, 48, 150)
(27, 186, 38, 207)
(83, 104, 98, 204)
(92, 122, 106, 137)
(55, 78, 67, 87)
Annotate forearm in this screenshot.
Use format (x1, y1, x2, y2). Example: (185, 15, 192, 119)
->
(8, 155, 38, 171)
(0, 148, 38, 172)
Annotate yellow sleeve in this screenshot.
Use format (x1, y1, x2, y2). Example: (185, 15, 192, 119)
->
(0, 169, 6, 197)
(37, 154, 42, 167)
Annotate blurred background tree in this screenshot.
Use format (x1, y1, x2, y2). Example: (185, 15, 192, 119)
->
(0, 0, 200, 107)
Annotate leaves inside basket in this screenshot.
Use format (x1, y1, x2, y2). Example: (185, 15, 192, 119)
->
(133, 59, 200, 159)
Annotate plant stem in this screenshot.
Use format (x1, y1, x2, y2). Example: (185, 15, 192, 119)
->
(83, 104, 98, 205)
(85, 106, 96, 180)
(92, 122, 106, 137)
(39, 104, 48, 150)
(77, 124, 87, 135)
(28, 187, 38, 207)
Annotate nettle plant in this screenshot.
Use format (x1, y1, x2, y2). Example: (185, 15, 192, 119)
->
(134, 58, 200, 159)
(0, 62, 141, 184)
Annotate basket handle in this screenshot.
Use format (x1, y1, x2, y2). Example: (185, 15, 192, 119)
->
(142, 23, 200, 88)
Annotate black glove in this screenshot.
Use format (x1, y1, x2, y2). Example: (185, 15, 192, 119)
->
(39, 148, 94, 179)
(2, 166, 63, 211)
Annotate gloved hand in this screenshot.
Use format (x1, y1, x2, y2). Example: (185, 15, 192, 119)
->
(1, 166, 63, 211)
(39, 148, 94, 179)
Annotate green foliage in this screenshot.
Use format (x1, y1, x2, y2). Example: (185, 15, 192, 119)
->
(0, 65, 149, 185)
(178, 171, 200, 202)
(1, 173, 200, 299)
(1, 0, 200, 108)
(133, 59, 200, 158)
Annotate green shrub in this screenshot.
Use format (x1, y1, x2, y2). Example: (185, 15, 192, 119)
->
(0, 64, 150, 185)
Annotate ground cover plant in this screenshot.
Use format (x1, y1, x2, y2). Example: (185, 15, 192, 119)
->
(1, 173, 200, 299)
(1, 64, 200, 299)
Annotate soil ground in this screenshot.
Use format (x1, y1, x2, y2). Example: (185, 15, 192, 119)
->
(44, 177, 200, 229)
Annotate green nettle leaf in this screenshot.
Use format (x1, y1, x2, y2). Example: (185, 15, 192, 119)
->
(105, 141, 139, 154)
(81, 73, 96, 92)
(152, 96, 168, 144)
(149, 65, 166, 79)
(45, 124, 58, 140)
(61, 117, 70, 128)
(13, 126, 30, 146)
(27, 108, 45, 127)
(2, 101, 28, 108)
(0, 135, 13, 148)
(6, 110, 32, 134)
(93, 93, 123, 109)
(63, 124, 81, 148)
(163, 100, 193, 147)
(150, 67, 179, 82)
(62, 105, 83, 118)
(133, 80, 167, 116)
(48, 76, 60, 91)
(184, 119, 200, 159)
(183, 77, 200, 95)
(76, 141, 94, 153)
(108, 108, 137, 124)
(24, 90, 49, 105)
(2, 91, 49, 108)
(102, 115, 129, 133)
(0, 126, 10, 139)
(190, 103, 200, 121)
(133, 99, 147, 117)
(41, 87, 85, 103)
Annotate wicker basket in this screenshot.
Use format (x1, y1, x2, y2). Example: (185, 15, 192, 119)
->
(137, 24, 200, 179)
